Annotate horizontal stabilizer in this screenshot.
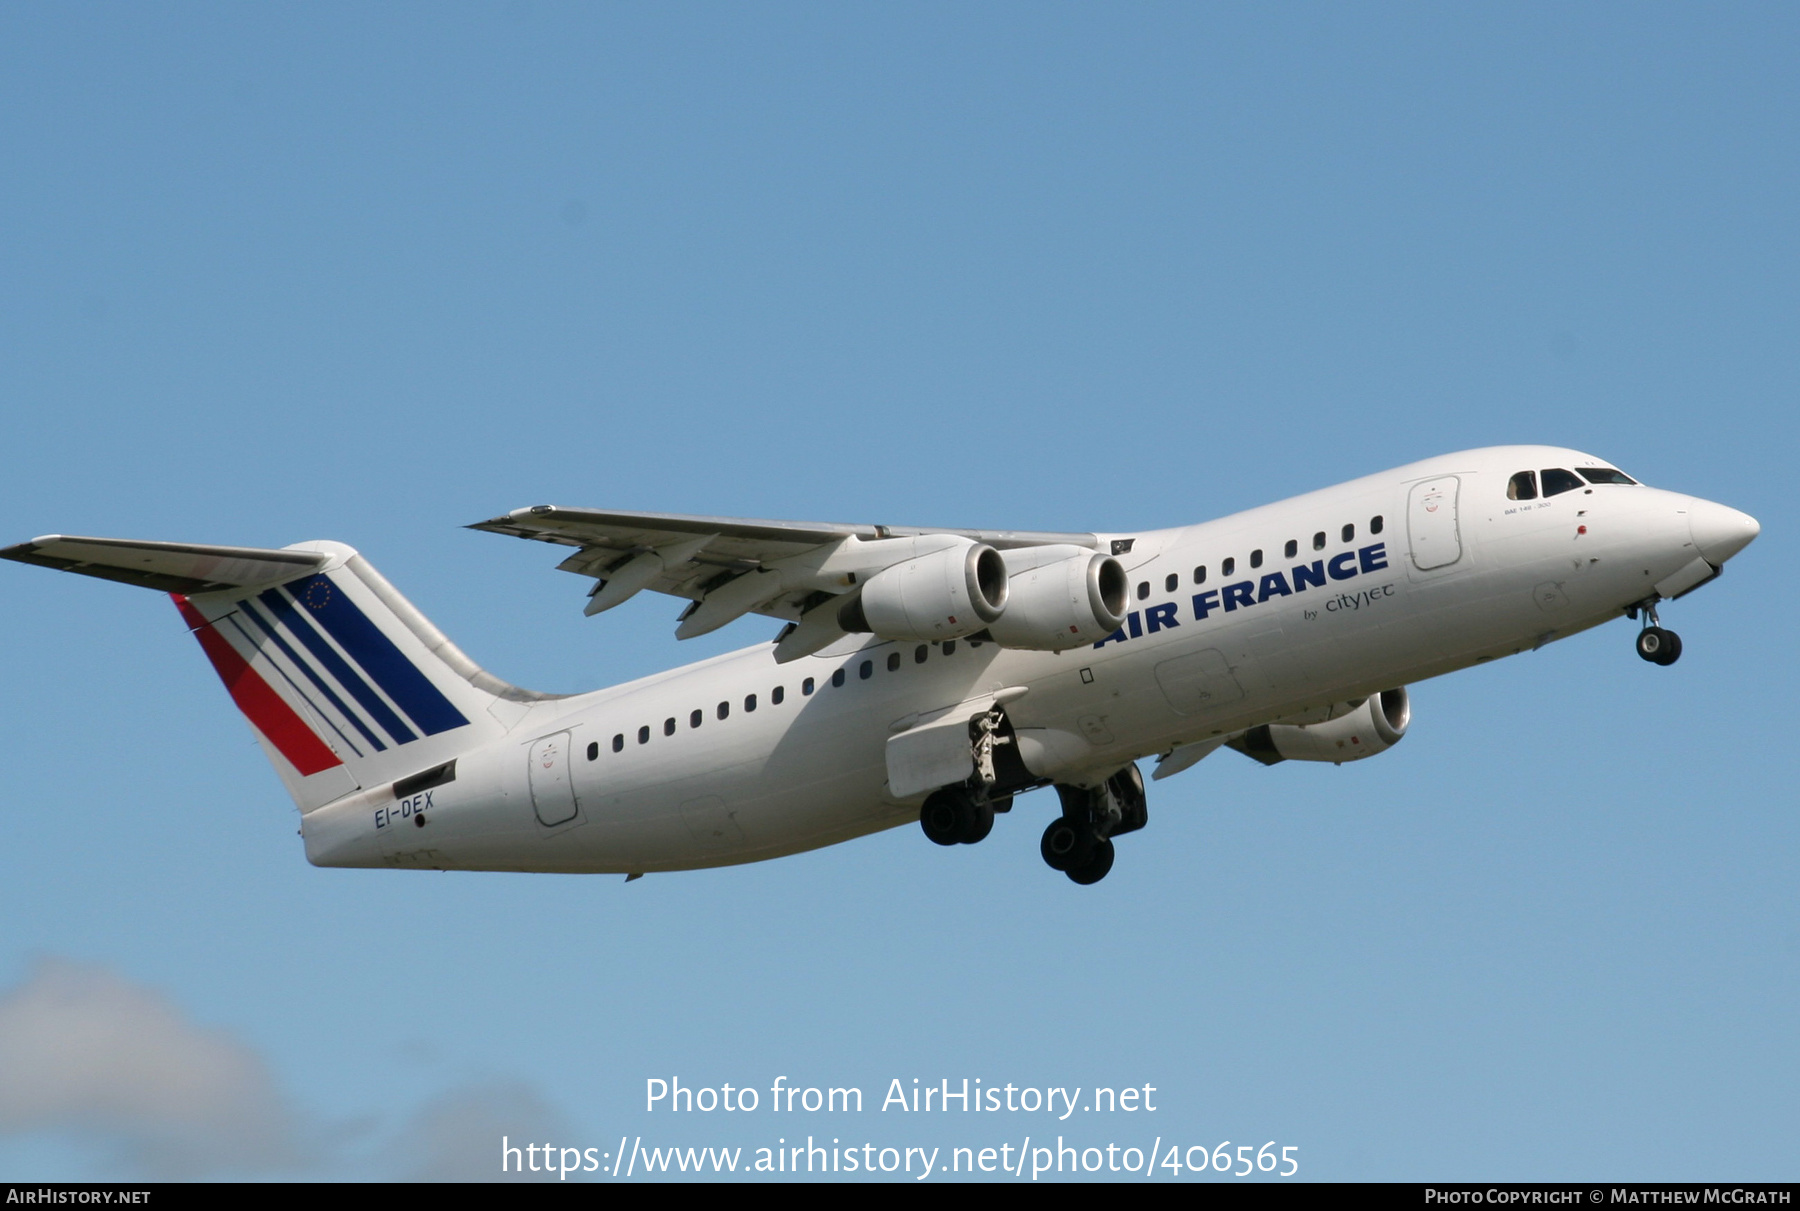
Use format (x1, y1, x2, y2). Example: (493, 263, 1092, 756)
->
(1, 535, 325, 595)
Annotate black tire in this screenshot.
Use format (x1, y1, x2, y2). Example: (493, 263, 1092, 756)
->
(961, 798, 995, 844)
(1066, 838, 1115, 885)
(1655, 629, 1682, 665)
(1637, 627, 1673, 663)
(920, 791, 964, 846)
(1041, 817, 1093, 872)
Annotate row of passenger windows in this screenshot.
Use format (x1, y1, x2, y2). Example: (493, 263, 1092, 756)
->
(583, 640, 976, 760)
(1506, 466, 1637, 501)
(1136, 516, 1385, 599)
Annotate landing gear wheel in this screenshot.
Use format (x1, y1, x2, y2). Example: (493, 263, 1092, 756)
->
(1637, 626, 1682, 666)
(1040, 817, 1094, 872)
(1065, 837, 1115, 885)
(920, 791, 964, 846)
(921, 789, 996, 845)
(962, 798, 994, 844)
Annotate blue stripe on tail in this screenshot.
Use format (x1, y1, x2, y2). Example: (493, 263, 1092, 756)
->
(285, 574, 470, 737)
(258, 587, 420, 746)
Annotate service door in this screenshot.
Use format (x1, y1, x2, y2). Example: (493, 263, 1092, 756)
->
(527, 731, 579, 826)
(1407, 476, 1463, 571)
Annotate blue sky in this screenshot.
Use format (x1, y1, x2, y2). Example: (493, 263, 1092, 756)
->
(0, 3, 1793, 1181)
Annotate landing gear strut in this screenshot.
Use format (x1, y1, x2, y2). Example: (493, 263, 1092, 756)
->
(1630, 600, 1682, 666)
(1040, 764, 1146, 886)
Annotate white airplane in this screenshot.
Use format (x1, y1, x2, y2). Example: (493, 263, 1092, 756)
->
(3, 445, 1759, 885)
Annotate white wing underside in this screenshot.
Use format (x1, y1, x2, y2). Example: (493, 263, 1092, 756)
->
(469, 506, 1101, 648)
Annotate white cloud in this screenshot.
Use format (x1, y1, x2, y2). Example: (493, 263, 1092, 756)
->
(0, 958, 301, 1177)
(0, 959, 582, 1181)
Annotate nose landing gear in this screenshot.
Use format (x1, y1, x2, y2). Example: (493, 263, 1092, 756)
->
(1629, 600, 1682, 666)
(1635, 627, 1681, 665)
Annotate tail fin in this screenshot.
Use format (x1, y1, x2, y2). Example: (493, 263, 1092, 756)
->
(4, 535, 564, 810)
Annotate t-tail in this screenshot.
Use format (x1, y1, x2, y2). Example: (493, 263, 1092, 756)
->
(1, 535, 562, 811)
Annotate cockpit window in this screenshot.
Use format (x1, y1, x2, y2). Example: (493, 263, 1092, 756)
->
(1541, 468, 1584, 497)
(1507, 470, 1538, 501)
(1578, 467, 1638, 486)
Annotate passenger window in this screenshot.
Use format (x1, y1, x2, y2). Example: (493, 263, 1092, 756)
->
(1341, 523, 1354, 542)
(1313, 531, 1325, 550)
(612, 733, 624, 752)
(1193, 566, 1206, 585)
(663, 718, 676, 736)
(1578, 467, 1637, 486)
(914, 644, 928, 664)
(1164, 572, 1177, 593)
(638, 725, 650, 745)
(1136, 581, 1150, 601)
(832, 668, 846, 688)
(690, 709, 703, 729)
(716, 701, 729, 721)
(887, 652, 900, 671)
(1284, 539, 1297, 559)
(744, 694, 757, 713)
(1541, 468, 1584, 497)
(1370, 515, 1384, 535)
(801, 678, 814, 696)
(943, 640, 956, 655)
(1250, 549, 1263, 569)
(1222, 557, 1235, 576)
(859, 660, 873, 680)
(1507, 471, 1538, 501)
(771, 686, 784, 705)
(586, 741, 599, 761)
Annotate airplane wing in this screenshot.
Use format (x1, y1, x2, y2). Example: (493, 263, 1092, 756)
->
(468, 505, 1103, 659)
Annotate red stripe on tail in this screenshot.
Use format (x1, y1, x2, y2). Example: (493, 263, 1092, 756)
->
(171, 594, 342, 776)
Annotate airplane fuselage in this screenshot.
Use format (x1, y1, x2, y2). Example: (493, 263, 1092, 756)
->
(297, 445, 1751, 875)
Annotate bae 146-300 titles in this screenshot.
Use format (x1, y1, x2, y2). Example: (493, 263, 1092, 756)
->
(4, 446, 1759, 885)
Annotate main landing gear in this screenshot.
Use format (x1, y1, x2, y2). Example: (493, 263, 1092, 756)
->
(1040, 765, 1147, 886)
(913, 704, 1146, 885)
(916, 762, 1148, 886)
(1628, 599, 1682, 666)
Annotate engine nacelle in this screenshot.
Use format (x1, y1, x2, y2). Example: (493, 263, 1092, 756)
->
(1229, 688, 1411, 765)
(839, 536, 1008, 642)
(985, 545, 1128, 651)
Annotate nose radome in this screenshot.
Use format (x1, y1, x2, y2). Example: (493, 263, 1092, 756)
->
(1688, 499, 1761, 565)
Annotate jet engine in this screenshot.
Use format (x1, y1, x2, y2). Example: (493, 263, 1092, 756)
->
(985, 545, 1129, 650)
(1227, 688, 1411, 765)
(838, 536, 1008, 642)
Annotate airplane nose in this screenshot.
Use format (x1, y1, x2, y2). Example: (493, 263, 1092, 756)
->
(1688, 499, 1761, 565)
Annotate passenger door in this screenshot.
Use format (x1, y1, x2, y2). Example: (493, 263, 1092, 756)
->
(1407, 476, 1463, 571)
(527, 731, 579, 826)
